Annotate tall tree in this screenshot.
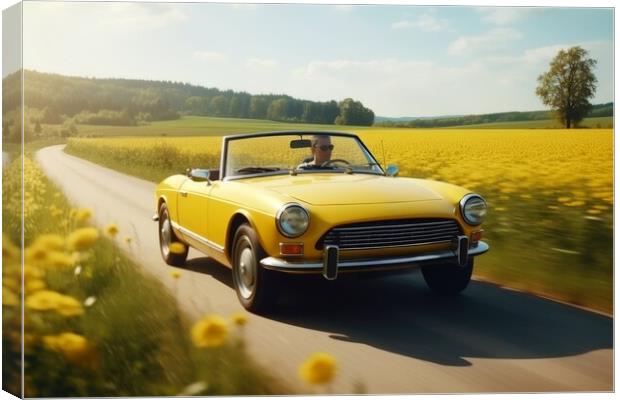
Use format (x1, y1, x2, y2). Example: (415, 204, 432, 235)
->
(536, 46, 597, 129)
(335, 98, 375, 126)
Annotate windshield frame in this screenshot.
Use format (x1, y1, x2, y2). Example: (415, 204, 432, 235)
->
(220, 131, 385, 181)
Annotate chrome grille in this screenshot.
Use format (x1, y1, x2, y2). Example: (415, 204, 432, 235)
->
(317, 219, 461, 250)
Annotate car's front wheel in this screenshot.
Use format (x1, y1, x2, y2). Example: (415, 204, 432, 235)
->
(232, 224, 279, 313)
(158, 202, 188, 266)
(421, 259, 473, 295)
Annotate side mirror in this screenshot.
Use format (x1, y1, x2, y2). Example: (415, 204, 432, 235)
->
(187, 168, 212, 183)
(386, 164, 399, 177)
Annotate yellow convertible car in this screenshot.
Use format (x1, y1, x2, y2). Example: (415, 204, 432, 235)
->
(154, 131, 488, 312)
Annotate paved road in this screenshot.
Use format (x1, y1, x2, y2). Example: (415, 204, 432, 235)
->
(36, 145, 613, 394)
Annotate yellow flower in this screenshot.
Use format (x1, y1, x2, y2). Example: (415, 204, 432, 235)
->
(25, 290, 63, 311)
(25, 245, 49, 264)
(170, 270, 182, 279)
(231, 312, 248, 327)
(2, 287, 19, 306)
(46, 251, 75, 268)
(34, 234, 64, 251)
(24, 264, 44, 280)
(191, 315, 229, 348)
(25, 279, 47, 293)
(2, 234, 19, 261)
(105, 223, 119, 237)
(299, 352, 338, 385)
(75, 208, 92, 223)
(43, 332, 92, 365)
(56, 295, 84, 317)
(25, 290, 83, 316)
(2, 276, 19, 292)
(169, 242, 186, 254)
(67, 228, 99, 251)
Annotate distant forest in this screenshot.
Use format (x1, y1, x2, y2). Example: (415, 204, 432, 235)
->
(2, 70, 375, 142)
(375, 102, 613, 128)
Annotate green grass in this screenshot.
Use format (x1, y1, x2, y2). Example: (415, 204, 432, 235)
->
(448, 116, 613, 129)
(2, 150, 290, 396)
(73, 116, 376, 137)
(69, 115, 614, 138)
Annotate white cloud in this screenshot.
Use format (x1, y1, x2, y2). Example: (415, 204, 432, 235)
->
(478, 7, 538, 25)
(246, 58, 278, 69)
(392, 20, 414, 30)
(97, 4, 187, 30)
(193, 51, 227, 62)
(290, 53, 575, 116)
(448, 28, 522, 56)
(299, 59, 434, 80)
(413, 14, 449, 32)
(392, 14, 448, 32)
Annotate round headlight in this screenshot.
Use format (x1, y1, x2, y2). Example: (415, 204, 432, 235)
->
(460, 194, 487, 226)
(276, 204, 309, 237)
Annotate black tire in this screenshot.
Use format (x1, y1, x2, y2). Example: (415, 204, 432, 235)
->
(421, 259, 473, 295)
(232, 224, 279, 313)
(158, 202, 188, 266)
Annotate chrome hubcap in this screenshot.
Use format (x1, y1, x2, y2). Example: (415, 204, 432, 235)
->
(160, 214, 171, 255)
(236, 245, 256, 299)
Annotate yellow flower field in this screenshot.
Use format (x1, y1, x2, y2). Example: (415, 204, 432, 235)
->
(2, 154, 286, 396)
(65, 128, 613, 312)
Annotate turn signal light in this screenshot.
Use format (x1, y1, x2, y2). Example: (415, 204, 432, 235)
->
(471, 230, 484, 243)
(280, 243, 304, 256)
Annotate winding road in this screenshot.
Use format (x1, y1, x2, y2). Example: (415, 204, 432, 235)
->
(36, 145, 613, 394)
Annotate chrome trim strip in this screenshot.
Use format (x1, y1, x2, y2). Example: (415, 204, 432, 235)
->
(261, 241, 489, 271)
(334, 220, 456, 231)
(170, 221, 225, 252)
(329, 240, 454, 251)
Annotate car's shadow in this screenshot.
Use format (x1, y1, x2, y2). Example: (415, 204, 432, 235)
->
(184, 256, 234, 287)
(183, 257, 612, 367)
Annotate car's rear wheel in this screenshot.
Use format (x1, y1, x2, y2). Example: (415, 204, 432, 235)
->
(158, 202, 188, 266)
(421, 259, 473, 295)
(232, 224, 279, 313)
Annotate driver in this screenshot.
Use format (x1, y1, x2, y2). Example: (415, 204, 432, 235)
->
(297, 135, 333, 169)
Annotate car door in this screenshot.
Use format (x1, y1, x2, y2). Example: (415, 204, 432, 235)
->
(177, 178, 210, 241)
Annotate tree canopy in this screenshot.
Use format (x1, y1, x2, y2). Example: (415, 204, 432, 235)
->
(2, 70, 375, 131)
(536, 46, 597, 129)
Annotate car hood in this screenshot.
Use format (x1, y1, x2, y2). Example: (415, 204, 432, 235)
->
(250, 173, 443, 206)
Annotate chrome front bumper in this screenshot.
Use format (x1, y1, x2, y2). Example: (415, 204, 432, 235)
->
(261, 240, 489, 280)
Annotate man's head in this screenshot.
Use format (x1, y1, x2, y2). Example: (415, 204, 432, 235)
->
(311, 135, 333, 165)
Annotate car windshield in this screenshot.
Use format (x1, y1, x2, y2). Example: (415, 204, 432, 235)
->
(224, 133, 384, 179)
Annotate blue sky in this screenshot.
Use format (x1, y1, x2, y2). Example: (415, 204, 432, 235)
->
(20, 2, 614, 117)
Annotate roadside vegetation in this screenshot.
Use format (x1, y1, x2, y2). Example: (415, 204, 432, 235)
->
(64, 121, 613, 314)
(2, 153, 290, 396)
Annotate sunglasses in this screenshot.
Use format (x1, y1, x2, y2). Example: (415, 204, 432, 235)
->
(314, 144, 334, 151)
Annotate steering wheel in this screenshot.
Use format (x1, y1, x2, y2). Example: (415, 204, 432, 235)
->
(321, 159, 351, 167)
